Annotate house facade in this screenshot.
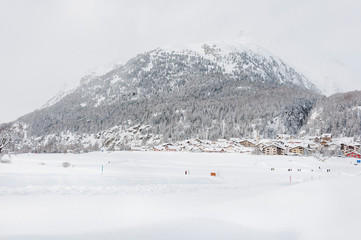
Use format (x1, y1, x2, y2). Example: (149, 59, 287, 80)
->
(289, 146, 305, 155)
(263, 145, 285, 155)
(346, 151, 361, 158)
(321, 133, 332, 142)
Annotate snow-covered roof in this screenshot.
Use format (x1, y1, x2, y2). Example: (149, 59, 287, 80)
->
(288, 144, 308, 150)
(263, 143, 285, 150)
(321, 133, 332, 137)
(240, 139, 257, 144)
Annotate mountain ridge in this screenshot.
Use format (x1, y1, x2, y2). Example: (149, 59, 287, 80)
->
(43, 38, 319, 110)
(4, 39, 360, 152)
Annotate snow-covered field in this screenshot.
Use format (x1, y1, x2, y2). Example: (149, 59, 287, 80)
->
(1, 152, 361, 240)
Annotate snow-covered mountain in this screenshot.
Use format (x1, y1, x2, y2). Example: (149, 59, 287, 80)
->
(11, 39, 350, 151)
(71, 40, 318, 109)
(17, 40, 323, 146)
(38, 40, 317, 110)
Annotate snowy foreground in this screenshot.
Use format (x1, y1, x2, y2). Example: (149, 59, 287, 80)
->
(1, 152, 361, 240)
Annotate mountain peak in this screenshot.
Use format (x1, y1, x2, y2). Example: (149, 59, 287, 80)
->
(145, 39, 318, 93)
(160, 36, 272, 58)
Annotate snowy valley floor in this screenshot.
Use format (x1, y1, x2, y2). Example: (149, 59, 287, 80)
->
(0, 152, 361, 240)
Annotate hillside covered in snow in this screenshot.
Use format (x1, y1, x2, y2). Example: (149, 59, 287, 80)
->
(16, 40, 321, 141)
(1, 40, 360, 153)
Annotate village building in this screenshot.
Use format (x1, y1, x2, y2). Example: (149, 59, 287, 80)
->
(144, 135, 358, 156)
(344, 145, 360, 153)
(289, 146, 306, 155)
(224, 145, 235, 152)
(239, 139, 257, 148)
(320, 140, 329, 146)
(346, 151, 361, 159)
(321, 133, 332, 142)
(255, 142, 266, 149)
(202, 148, 225, 153)
(152, 146, 164, 151)
(262, 144, 285, 155)
(130, 146, 149, 151)
(185, 139, 203, 147)
(166, 145, 182, 151)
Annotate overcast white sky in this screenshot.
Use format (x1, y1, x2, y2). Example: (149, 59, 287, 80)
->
(1, 0, 360, 123)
